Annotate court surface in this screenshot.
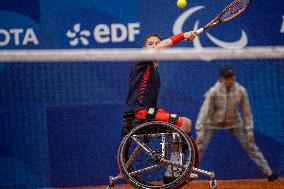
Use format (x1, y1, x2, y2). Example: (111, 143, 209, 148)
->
(54, 178, 284, 189)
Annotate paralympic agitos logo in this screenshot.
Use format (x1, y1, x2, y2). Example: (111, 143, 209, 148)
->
(173, 6, 248, 51)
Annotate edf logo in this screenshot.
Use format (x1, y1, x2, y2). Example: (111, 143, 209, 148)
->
(66, 23, 140, 46)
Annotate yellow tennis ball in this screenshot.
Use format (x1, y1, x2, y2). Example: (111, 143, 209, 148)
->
(177, 0, 187, 9)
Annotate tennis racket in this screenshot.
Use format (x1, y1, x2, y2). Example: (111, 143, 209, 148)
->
(196, 0, 252, 34)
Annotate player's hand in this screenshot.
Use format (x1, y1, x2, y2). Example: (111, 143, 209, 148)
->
(184, 31, 198, 41)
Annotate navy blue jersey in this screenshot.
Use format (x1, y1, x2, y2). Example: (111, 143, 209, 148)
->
(126, 61, 160, 112)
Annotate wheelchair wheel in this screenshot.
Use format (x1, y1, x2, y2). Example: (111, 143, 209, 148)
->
(117, 121, 196, 189)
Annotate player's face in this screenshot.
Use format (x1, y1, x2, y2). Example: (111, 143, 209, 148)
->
(144, 37, 161, 49)
(221, 75, 235, 89)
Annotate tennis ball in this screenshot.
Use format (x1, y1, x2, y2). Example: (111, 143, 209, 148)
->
(177, 0, 187, 9)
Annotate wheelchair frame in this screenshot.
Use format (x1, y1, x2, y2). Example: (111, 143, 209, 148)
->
(107, 121, 217, 189)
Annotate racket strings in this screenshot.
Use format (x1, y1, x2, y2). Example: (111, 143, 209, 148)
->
(221, 0, 251, 22)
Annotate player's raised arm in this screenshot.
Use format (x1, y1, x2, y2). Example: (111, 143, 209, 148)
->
(156, 31, 198, 49)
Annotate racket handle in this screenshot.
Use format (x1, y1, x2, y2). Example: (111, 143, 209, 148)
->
(196, 28, 204, 35)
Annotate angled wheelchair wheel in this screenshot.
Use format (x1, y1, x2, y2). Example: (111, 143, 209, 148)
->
(117, 121, 196, 189)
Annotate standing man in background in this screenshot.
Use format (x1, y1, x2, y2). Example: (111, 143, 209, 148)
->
(195, 65, 278, 181)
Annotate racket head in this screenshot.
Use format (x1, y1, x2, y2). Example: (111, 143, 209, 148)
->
(220, 0, 252, 23)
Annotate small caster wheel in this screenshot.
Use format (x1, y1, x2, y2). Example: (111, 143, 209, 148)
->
(209, 178, 217, 189)
(106, 184, 114, 189)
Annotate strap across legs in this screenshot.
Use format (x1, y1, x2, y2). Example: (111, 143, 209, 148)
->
(146, 108, 158, 120)
(169, 114, 179, 125)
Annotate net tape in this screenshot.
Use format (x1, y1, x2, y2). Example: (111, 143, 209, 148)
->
(0, 46, 284, 62)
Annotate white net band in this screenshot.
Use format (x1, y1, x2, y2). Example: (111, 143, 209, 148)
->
(0, 46, 284, 62)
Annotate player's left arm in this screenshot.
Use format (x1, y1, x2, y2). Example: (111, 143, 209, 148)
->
(240, 89, 255, 143)
(156, 31, 198, 49)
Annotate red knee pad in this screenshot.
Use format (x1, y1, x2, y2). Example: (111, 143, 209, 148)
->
(135, 109, 147, 119)
(176, 117, 184, 127)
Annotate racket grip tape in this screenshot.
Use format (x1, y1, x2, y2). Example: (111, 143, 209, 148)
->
(196, 28, 204, 35)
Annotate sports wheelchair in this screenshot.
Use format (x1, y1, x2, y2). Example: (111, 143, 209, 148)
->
(107, 113, 217, 189)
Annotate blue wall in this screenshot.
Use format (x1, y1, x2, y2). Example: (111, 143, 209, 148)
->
(0, 0, 283, 188)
